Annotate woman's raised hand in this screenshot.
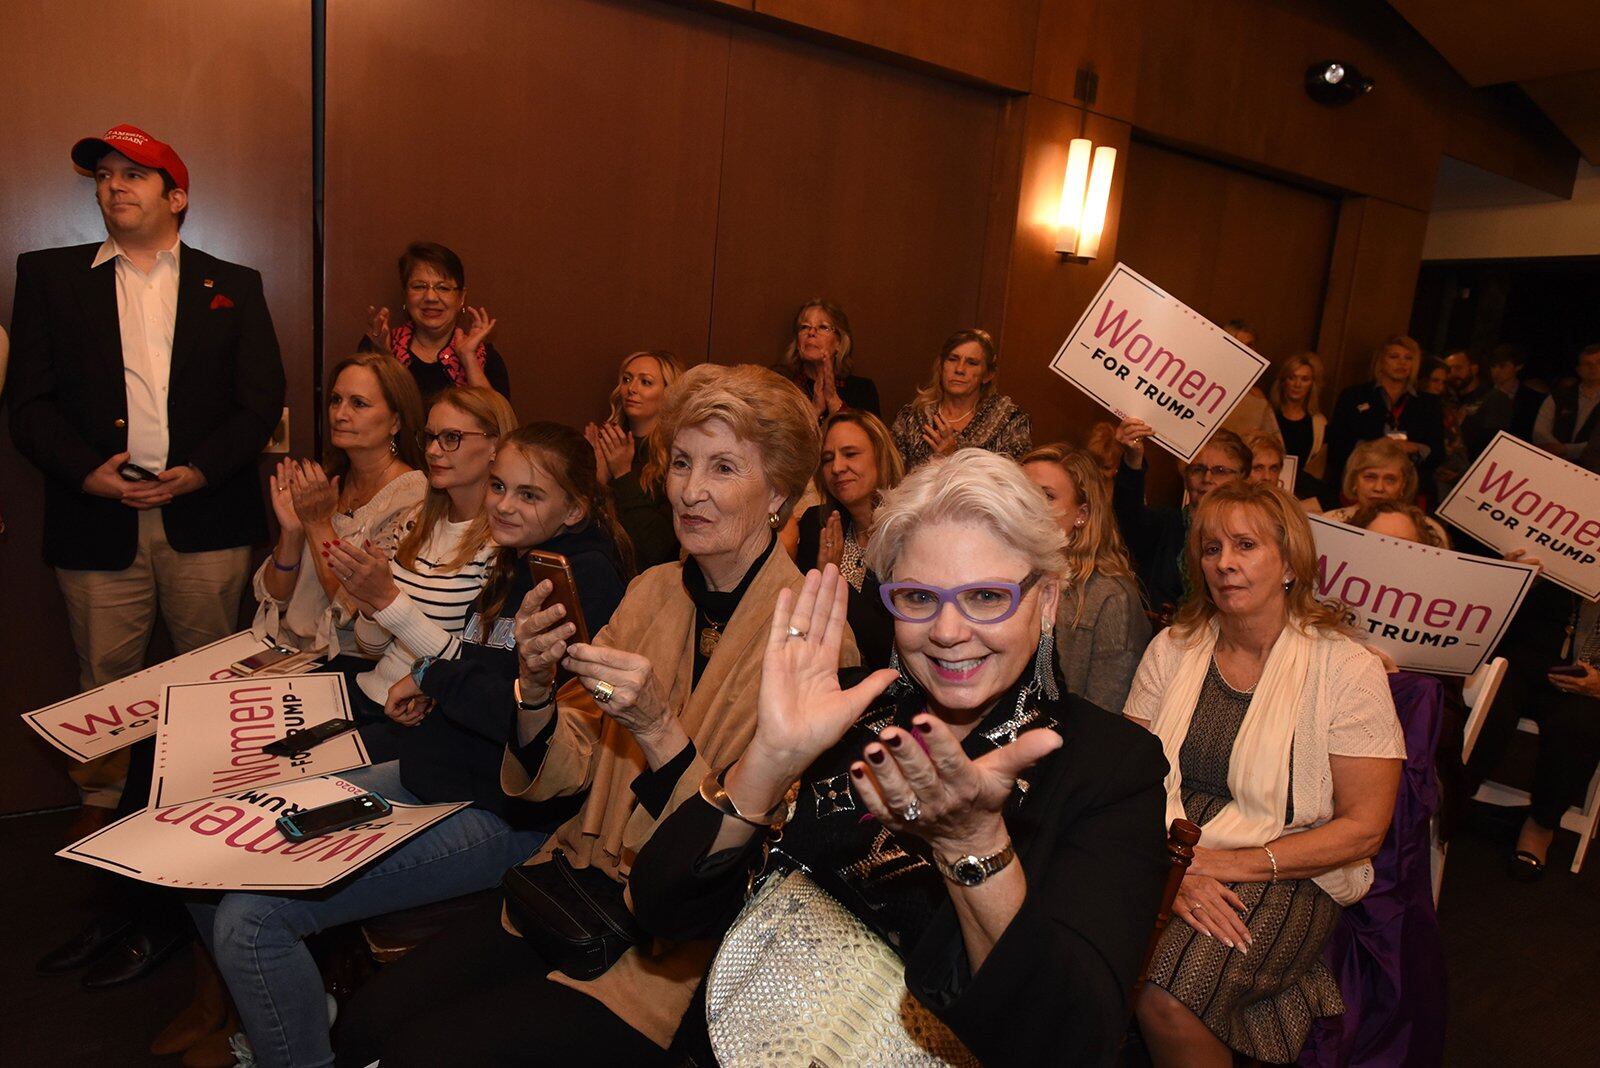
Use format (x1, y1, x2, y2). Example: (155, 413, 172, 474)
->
(920, 412, 958, 458)
(852, 715, 1061, 860)
(816, 510, 845, 570)
(513, 580, 574, 705)
(596, 422, 633, 482)
(269, 458, 302, 535)
(288, 459, 339, 527)
(365, 305, 393, 354)
(742, 566, 899, 789)
(1114, 416, 1153, 468)
(326, 538, 399, 614)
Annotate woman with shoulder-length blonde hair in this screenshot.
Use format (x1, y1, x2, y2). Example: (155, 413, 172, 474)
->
(1022, 443, 1150, 712)
(1323, 437, 1452, 546)
(1265, 351, 1329, 497)
(891, 327, 1032, 470)
(793, 409, 906, 666)
(586, 349, 685, 569)
(1125, 480, 1406, 1067)
(777, 298, 880, 418)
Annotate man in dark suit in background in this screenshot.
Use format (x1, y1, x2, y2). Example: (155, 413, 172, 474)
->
(1486, 343, 1546, 443)
(8, 124, 284, 985)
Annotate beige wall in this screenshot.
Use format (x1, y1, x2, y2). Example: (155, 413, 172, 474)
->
(1424, 163, 1600, 261)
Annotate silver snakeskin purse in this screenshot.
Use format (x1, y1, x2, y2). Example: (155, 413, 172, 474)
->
(704, 869, 980, 1068)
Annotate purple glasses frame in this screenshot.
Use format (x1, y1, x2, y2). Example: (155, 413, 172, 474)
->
(878, 571, 1042, 625)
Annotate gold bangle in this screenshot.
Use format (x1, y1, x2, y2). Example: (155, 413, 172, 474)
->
(1262, 844, 1279, 884)
(700, 768, 788, 831)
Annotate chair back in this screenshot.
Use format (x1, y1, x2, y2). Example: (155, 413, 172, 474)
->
(1134, 817, 1202, 993)
(1460, 656, 1508, 763)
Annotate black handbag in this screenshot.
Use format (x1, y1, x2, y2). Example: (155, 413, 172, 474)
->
(500, 847, 640, 980)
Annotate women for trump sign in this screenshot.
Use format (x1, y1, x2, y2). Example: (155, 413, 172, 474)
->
(1309, 514, 1536, 675)
(1049, 264, 1269, 461)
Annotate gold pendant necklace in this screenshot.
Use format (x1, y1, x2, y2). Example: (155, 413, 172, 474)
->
(699, 616, 723, 658)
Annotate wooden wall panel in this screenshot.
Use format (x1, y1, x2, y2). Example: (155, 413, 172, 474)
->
(323, 0, 731, 425)
(0, 0, 314, 813)
(1116, 140, 1339, 363)
(752, 0, 1039, 90)
(1317, 196, 1430, 393)
(706, 25, 1003, 418)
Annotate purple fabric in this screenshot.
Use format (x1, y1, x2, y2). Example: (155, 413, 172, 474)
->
(1298, 671, 1448, 1068)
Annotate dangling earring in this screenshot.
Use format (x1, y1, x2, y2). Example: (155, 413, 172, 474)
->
(389, 435, 398, 456)
(887, 647, 916, 695)
(767, 512, 780, 530)
(1030, 626, 1060, 701)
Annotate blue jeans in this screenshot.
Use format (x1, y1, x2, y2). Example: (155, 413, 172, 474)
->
(188, 762, 544, 1068)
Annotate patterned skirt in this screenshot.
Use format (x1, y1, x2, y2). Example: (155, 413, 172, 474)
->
(1145, 795, 1345, 1062)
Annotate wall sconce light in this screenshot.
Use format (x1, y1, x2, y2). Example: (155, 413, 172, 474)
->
(1056, 138, 1116, 260)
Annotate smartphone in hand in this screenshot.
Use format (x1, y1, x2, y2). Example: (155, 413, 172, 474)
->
(1548, 664, 1590, 678)
(527, 550, 590, 645)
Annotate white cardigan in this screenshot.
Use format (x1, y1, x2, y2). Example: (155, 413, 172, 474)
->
(1123, 624, 1406, 904)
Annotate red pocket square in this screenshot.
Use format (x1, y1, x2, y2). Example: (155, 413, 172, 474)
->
(210, 293, 235, 310)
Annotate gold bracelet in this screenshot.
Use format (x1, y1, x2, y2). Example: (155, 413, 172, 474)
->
(1262, 844, 1279, 884)
(700, 768, 788, 831)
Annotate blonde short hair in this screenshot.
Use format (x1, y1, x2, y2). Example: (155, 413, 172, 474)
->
(655, 363, 820, 522)
(1341, 437, 1418, 502)
(777, 299, 854, 379)
(866, 448, 1067, 581)
(1172, 480, 1342, 639)
(1369, 335, 1422, 389)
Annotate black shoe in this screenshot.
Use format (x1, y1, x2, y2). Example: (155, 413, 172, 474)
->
(81, 924, 190, 989)
(36, 913, 135, 975)
(1507, 849, 1547, 883)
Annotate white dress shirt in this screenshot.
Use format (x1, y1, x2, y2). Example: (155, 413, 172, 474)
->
(92, 235, 180, 472)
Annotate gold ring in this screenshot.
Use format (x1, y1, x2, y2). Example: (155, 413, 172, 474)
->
(592, 681, 615, 704)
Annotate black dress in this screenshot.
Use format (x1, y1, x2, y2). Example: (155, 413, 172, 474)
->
(629, 668, 1171, 1067)
(794, 505, 894, 668)
(357, 331, 512, 401)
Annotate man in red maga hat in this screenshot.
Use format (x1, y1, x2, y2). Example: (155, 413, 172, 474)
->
(7, 124, 285, 988)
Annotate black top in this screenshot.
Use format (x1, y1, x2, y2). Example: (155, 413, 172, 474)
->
(9, 243, 286, 569)
(406, 521, 625, 822)
(1324, 381, 1446, 499)
(1506, 384, 1547, 442)
(794, 505, 895, 668)
(629, 667, 1171, 1067)
(681, 536, 777, 686)
(1112, 460, 1188, 613)
(612, 436, 678, 570)
(1274, 409, 1321, 499)
(357, 331, 512, 401)
(792, 370, 880, 418)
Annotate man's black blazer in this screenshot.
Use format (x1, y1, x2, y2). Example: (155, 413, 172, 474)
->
(7, 242, 285, 570)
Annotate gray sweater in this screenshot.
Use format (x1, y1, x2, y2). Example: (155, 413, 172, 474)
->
(1055, 571, 1151, 714)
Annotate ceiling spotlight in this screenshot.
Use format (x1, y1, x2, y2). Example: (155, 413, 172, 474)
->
(1305, 61, 1373, 106)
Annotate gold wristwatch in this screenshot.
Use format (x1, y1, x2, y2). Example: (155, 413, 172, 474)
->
(935, 841, 1017, 887)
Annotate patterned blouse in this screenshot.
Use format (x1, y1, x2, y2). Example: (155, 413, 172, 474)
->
(890, 391, 1033, 470)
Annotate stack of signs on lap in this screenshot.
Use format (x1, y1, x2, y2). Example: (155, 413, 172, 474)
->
(59, 775, 467, 891)
(1436, 432, 1600, 601)
(1049, 263, 1269, 462)
(1310, 514, 1537, 675)
(23, 631, 266, 763)
(151, 673, 369, 807)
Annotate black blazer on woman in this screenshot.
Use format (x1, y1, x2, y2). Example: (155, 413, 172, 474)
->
(630, 669, 1170, 1067)
(8, 242, 285, 569)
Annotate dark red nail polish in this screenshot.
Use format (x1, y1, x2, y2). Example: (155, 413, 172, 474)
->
(868, 748, 885, 764)
(886, 733, 903, 749)
(850, 766, 865, 779)
(914, 717, 933, 734)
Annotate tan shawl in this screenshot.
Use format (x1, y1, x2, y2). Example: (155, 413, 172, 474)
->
(499, 548, 859, 1047)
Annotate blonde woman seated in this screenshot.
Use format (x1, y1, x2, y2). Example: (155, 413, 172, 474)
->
(1022, 444, 1150, 712)
(890, 328, 1031, 469)
(1321, 437, 1451, 546)
(1126, 480, 1405, 1066)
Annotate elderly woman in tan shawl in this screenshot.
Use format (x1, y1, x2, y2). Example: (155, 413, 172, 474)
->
(339, 364, 857, 1066)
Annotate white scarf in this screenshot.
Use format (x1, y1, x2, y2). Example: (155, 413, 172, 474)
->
(1149, 618, 1311, 850)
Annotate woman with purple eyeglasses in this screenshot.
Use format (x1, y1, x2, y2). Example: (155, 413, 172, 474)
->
(629, 449, 1170, 1066)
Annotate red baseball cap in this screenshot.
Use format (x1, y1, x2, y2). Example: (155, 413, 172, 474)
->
(71, 124, 189, 190)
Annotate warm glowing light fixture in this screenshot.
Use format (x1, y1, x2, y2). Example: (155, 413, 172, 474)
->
(1056, 139, 1116, 259)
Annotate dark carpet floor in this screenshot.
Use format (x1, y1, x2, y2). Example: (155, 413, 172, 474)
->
(1, 803, 1596, 1066)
